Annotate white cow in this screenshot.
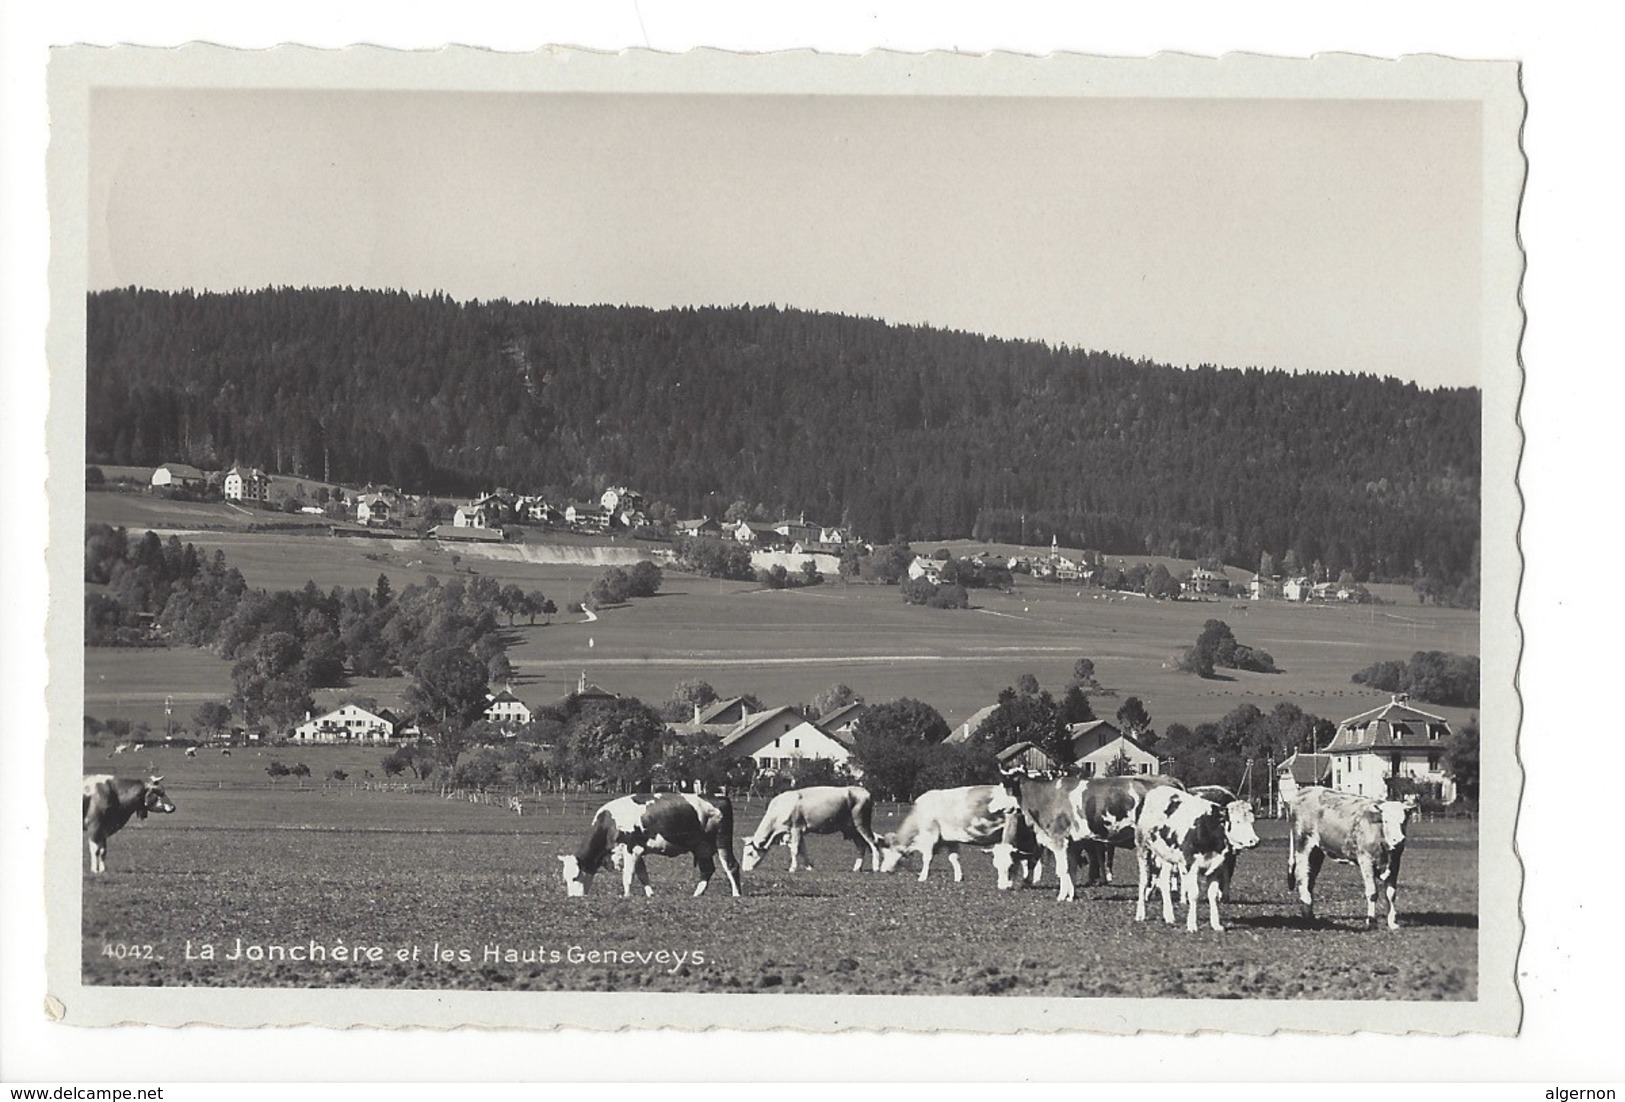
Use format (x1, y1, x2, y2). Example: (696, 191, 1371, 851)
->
(879, 785, 1026, 883)
(1287, 787, 1416, 930)
(742, 785, 880, 872)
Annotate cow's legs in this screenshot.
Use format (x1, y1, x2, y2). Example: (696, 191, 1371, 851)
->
(1027, 853, 1044, 886)
(619, 847, 641, 896)
(1358, 855, 1380, 929)
(1294, 845, 1322, 922)
(1382, 848, 1403, 931)
(632, 854, 654, 897)
(1052, 840, 1079, 902)
(1134, 845, 1151, 921)
(1206, 875, 1225, 932)
(1159, 862, 1178, 924)
(717, 842, 743, 897)
(916, 830, 941, 882)
(1182, 867, 1202, 932)
(690, 845, 722, 897)
(87, 836, 106, 875)
(787, 824, 807, 871)
(945, 845, 964, 883)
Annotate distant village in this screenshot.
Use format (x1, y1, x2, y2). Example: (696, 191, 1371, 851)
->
(140, 461, 1379, 606)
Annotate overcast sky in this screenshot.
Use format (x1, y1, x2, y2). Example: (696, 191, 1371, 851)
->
(89, 89, 1482, 388)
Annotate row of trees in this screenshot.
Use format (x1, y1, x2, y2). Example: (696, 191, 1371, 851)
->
(86, 524, 547, 737)
(86, 287, 1482, 592)
(1352, 651, 1480, 707)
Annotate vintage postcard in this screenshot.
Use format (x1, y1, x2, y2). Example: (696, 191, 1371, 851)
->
(45, 45, 1524, 1033)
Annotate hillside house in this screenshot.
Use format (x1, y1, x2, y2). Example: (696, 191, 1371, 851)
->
(564, 672, 617, 706)
(772, 516, 821, 546)
(356, 493, 395, 527)
(718, 707, 853, 773)
(1066, 719, 1125, 760)
(815, 702, 868, 741)
(1073, 733, 1160, 778)
(1276, 751, 1334, 804)
(453, 503, 489, 528)
(818, 526, 849, 546)
(483, 689, 532, 730)
(1282, 576, 1313, 602)
(518, 497, 563, 525)
(688, 697, 753, 727)
(223, 466, 270, 502)
(907, 556, 948, 584)
(150, 462, 207, 490)
(1054, 557, 1084, 582)
(995, 741, 1059, 774)
(944, 703, 1001, 745)
(676, 517, 722, 539)
(599, 486, 644, 515)
(565, 503, 610, 532)
(1183, 566, 1230, 596)
(1324, 694, 1456, 802)
(732, 520, 779, 546)
(1249, 574, 1284, 600)
(292, 703, 396, 743)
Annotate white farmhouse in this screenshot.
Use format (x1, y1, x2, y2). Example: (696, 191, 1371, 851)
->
(292, 704, 396, 743)
(223, 466, 270, 502)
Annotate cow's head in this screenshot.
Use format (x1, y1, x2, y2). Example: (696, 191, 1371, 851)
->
(1378, 800, 1413, 849)
(876, 833, 906, 874)
(143, 777, 176, 818)
(740, 838, 772, 872)
(1222, 800, 1260, 851)
(558, 854, 595, 897)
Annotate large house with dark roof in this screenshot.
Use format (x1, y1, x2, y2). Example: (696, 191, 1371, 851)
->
(1325, 695, 1456, 802)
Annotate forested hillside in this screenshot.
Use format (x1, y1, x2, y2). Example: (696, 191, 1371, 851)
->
(86, 287, 1481, 586)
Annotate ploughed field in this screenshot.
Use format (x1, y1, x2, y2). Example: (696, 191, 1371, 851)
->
(83, 783, 1477, 999)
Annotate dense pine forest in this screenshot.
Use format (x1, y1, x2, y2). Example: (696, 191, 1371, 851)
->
(86, 287, 1481, 587)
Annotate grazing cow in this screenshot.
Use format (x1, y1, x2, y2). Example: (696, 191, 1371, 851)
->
(742, 785, 881, 873)
(995, 771, 1183, 900)
(1286, 787, 1416, 930)
(1134, 786, 1260, 932)
(111, 744, 129, 755)
(878, 785, 1032, 883)
(185, 747, 198, 758)
(82, 775, 176, 874)
(508, 795, 524, 816)
(559, 792, 742, 898)
(220, 748, 232, 757)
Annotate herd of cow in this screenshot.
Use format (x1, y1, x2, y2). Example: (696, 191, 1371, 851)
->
(554, 774, 1418, 932)
(83, 769, 1416, 932)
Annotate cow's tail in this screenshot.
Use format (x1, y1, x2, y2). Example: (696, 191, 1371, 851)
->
(853, 787, 876, 839)
(710, 793, 736, 847)
(1285, 826, 1297, 891)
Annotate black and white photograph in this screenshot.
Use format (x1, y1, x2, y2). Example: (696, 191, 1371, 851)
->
(38, 44, 1522, 1036)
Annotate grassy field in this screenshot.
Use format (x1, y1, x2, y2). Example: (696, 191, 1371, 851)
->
(85, 553, 1479, 736)
(79, 774, 1477, 998)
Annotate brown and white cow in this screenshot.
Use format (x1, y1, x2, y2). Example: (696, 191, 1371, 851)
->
(559, 791, 743, 898)
(1134, 785, 1260, 932)
(878, 785, 1035, 884)
(995, 771, 1182, 900)
(82, 774, 176, 874)
(1286, 787, 1415, 931)
(742, 785, 881, 872)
